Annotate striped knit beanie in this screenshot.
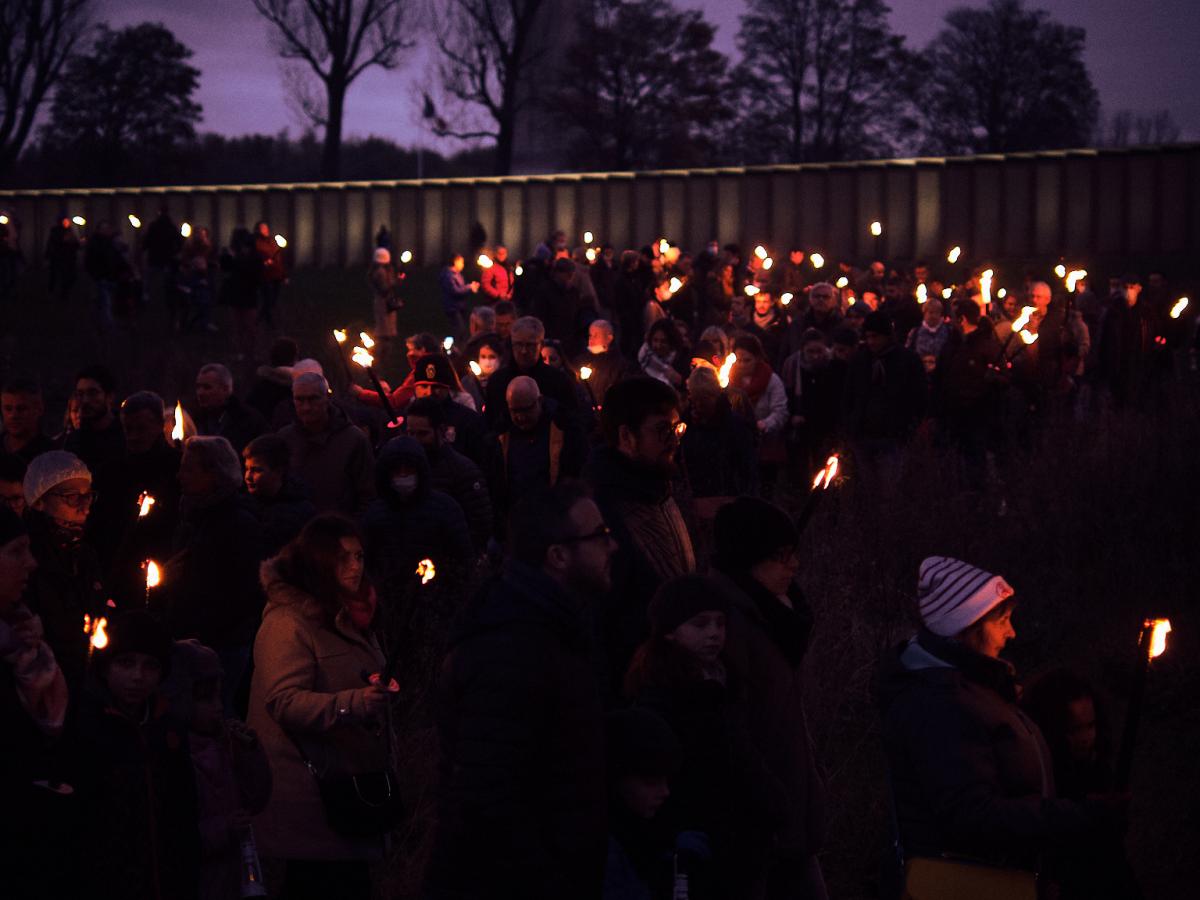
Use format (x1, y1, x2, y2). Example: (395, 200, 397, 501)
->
(918, 556, 1014, 637)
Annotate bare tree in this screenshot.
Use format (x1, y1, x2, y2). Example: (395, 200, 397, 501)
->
(1102, 109, 1182, 148)
(252, 0, 413, 180)
(0, 0, 90, 177)
(431, 0, 551, 176)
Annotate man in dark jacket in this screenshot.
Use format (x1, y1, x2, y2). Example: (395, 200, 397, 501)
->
(87, 391, 181, 610)
(574, 319, 630, 410)
(363, 436, 472, 586)
(192, 363, 267, 455)
(245, 337, 300, 425)
(583, 377, 695, 696)
(484, 316, 579, 430)
(934, 302, 1003, 481)
(778, 282, 844, 362)
(430, 480, 615, 900)
(531, 257, 594, 357)
(1097, 273, 1166, 409)
(164, 436, 264, 713)
(242, 433, 315, 557)
(843, 312, 926, 470)
(404, 397, 493, 553)
(404, 354, 492, 467)
(63, 364, 126, 473)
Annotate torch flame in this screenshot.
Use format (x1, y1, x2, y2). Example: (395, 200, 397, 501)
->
(998, 288, 1007, 299)
(274, 234, 287, 248)
(583, 231, 594, 244)
(1012, 306, 1036, 332)
(1170, 297, 1189, 319)
(128, 214, 142, 229)
(762, 257, 773, 270)
(836, 276, 849, 289)
(1054, 264, 1067, 279)
(416, 558, 436, 585)
(579, 366, 593, 381)
(171, 401, 184, 442)
(145, 560, 162, 590)
(0, 215, 8, 225)
(1066, 269, 1087, 293)
(180, 222, 191, 238)
(743, 284, 760, 297)
(1146, 618, 1171, 659)
(916, 284, 928, 304)
(947, 246, 962, 264)
(585, 248, 596, 263)
(359, 331, 375, 349)
(780, 292, 793, 306)
(72, 215, 86, 227)
(91, 617, 108, 651)
(669, 277, 683, 294)
(717, 353, 737, 389)
(870, 221, 883, 237)
(477, 253, 493, 269)
(980, 269, 994, 307)
(674, 421, 687, 437)
(942, 287, 953, 300)
(351, 346, 374, 368)
(333, 328, 347, 344)
(1019, 330, 1039, 345)
(137, 492, 156, 518)
(810, 253, 825, 269)
(754, 245, 768, 260)
(399, 250, 413, 264)
(443, 336, 454, 351)
(469, 360, 482, 377)
(658, 239, 670, 255)
(811, 454, 840, 490)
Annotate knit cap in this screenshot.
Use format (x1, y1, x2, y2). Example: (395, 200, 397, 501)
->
(918, 556, 1014, 637)
(712, 497, 798, 574)
(96, 610, 172, 676)
(23, 450, 91, 507)
(605, 707, 681, 777)
(648, 574, 731, 637)
(0, 504, 26, 547)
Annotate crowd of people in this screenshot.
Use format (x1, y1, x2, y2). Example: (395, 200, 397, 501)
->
(2, 221, 1191, 900)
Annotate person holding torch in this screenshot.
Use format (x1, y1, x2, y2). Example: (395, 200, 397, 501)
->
(874, 557, 1127, 900)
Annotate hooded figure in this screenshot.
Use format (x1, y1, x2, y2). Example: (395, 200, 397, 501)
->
(363, 436, 472, 584)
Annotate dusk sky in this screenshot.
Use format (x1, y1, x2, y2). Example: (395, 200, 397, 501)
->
(97, 0, 1200, 151)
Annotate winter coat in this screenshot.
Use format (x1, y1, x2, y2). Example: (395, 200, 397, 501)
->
(712, 570, 826, 870)
(843, 343, 927, 445)
(246, 558, 389, 861)
(486, 398, 588, 524)
(748, 313, 788, 368)
(163, 491, 265, 649)
(254, 234, 286, 284)
(218, 247, 262, 310)
(248, 477, 316, 558)
(278, 404, 376, 516)
(245, 365, 294, 425)
(935, 324, 1004, 415)
(72, 689, 201, 900)
(481, 262, 514, 301)
(424, 442, 493, 551)
(363, 436, 473, 584)
(584, 446, 696, 694)
(440, 266, 473, 314)
(484, 360, 579, 431)
(192, 395, 267, 455)
(1097, 296, 1165, 405)
(679, 399, 758, 500)
(22, 511, 108, 693)
(429, 559, 607, 899)
(575, 348, 631, 410)
(906, 321, 952, 362)
(874, 631, 1100, 875)
(62, 415, 127, 473)
(750, 371, 789, 435)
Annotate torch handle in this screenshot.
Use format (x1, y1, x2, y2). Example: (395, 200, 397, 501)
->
(365, 366, 400, 424)
(794, 489, 823, 534)
(1114, 626, 1152, 790)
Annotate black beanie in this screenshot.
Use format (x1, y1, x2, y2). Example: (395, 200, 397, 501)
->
(864, 310, 894, 336)
(712, 497, 798, 574)
(97, 610, 172, 677)
(605, 707, 681, 778)
(0, 505, 26, 547)
(648, 574, 731, 637)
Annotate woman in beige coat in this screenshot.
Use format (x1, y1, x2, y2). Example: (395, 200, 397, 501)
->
(247, 514, 391, 900)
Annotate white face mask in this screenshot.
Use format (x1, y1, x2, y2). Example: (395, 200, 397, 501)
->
(391, 474, 418, 496)
(587, 344, 607, 355)
(479, 357, 501, 375)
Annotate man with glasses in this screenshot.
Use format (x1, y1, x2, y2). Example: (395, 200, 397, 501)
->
(62, 364, 126, 472)
(21, 450, 106, 692)
(431, 480, 615, 899)
(583, 376, 696, 696)
(483, 316, 578, 430)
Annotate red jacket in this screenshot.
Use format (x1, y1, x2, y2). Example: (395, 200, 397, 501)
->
(481, 263, 513, 301)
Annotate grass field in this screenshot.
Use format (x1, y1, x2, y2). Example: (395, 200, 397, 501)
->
(3, 265, 1196, 898)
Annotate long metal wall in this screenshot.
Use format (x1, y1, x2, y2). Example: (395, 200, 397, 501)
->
(2, 144, 1197, 270)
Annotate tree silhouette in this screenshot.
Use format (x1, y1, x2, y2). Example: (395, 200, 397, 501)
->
(918, 0, 1098, 155)
(550, 0, 731, 172)
(252, 0, 413, 180)
(41, 22, 201, 185)
(1101, 109, 1182, 148)
(0, 0, 90, 178)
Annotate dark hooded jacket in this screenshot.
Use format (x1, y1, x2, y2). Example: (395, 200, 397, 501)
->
(429, 559, 607, 900)
(363, 437, 472, 584)
(843, 342, 927, 444)
(248, 476, 316, 558)
(583, 446, 695, 695)
(874, 630, 1103, 883)
(423, 440, 493, 552)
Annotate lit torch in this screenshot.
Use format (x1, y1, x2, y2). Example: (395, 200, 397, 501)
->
(72, 215, 86, 227)
(1170, 297, 1189, 319)
(781, 292, 794, 307)
(137, 492, 156, 518)
(1054, 264, 1067, 279)
(399, 250, 413, 265)
(1115, 617, 1172, 789)
(810, 253, 825, 269)
(128, 214, 142, 229)
(980, 269, 994, 309)
(869, 221, 882, 237)
(796, 453, 842, 532)
(352, 344, 401, 427)
(377, 559, 439, 687)
(477, 253, 493, 269)
(717, 353, 737, 389)
(579, 365, 597, 409)
(584, 230, 594, 244)
(85, 615, 109, 663)
(1065, 269, 1087, 293)
(274, 234, 287, 249)
(836, 276, 849, 289)
(171, 401, 185, 444)
(669, 277, 683, 295)
(331, 328, 354, 382)
(947, 245, 962, 264)
(180, 222, 192, 238)
(916, 284, 928, 305)
(144, 560, 161, 608)
(754, 245, 768, 261)
(469, 360, 482, 378)
(744, 284, 760, 297)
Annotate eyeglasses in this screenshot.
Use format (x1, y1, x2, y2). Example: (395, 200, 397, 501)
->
(645, 419, 683, 442)
(47, 489, 95, 508)
(559, 524, 614, 546)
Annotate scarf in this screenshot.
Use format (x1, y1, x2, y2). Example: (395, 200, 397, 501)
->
(732, 359, 773, 403)
(753, 309, 777, 331)
(916, 627, 1019, 702)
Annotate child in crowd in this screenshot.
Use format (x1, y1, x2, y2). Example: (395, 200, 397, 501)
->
(167, 639, 273, 900)
(74, 610, 200, 900)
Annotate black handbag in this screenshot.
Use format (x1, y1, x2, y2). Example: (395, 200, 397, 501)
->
(289, 733, 404, 837)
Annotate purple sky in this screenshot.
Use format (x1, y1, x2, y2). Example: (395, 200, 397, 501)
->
(98, 0, 1200, 150)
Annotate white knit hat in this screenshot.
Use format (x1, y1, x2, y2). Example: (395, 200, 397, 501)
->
(24, 450, 91, 507)
(918, 556, 1014, 637)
